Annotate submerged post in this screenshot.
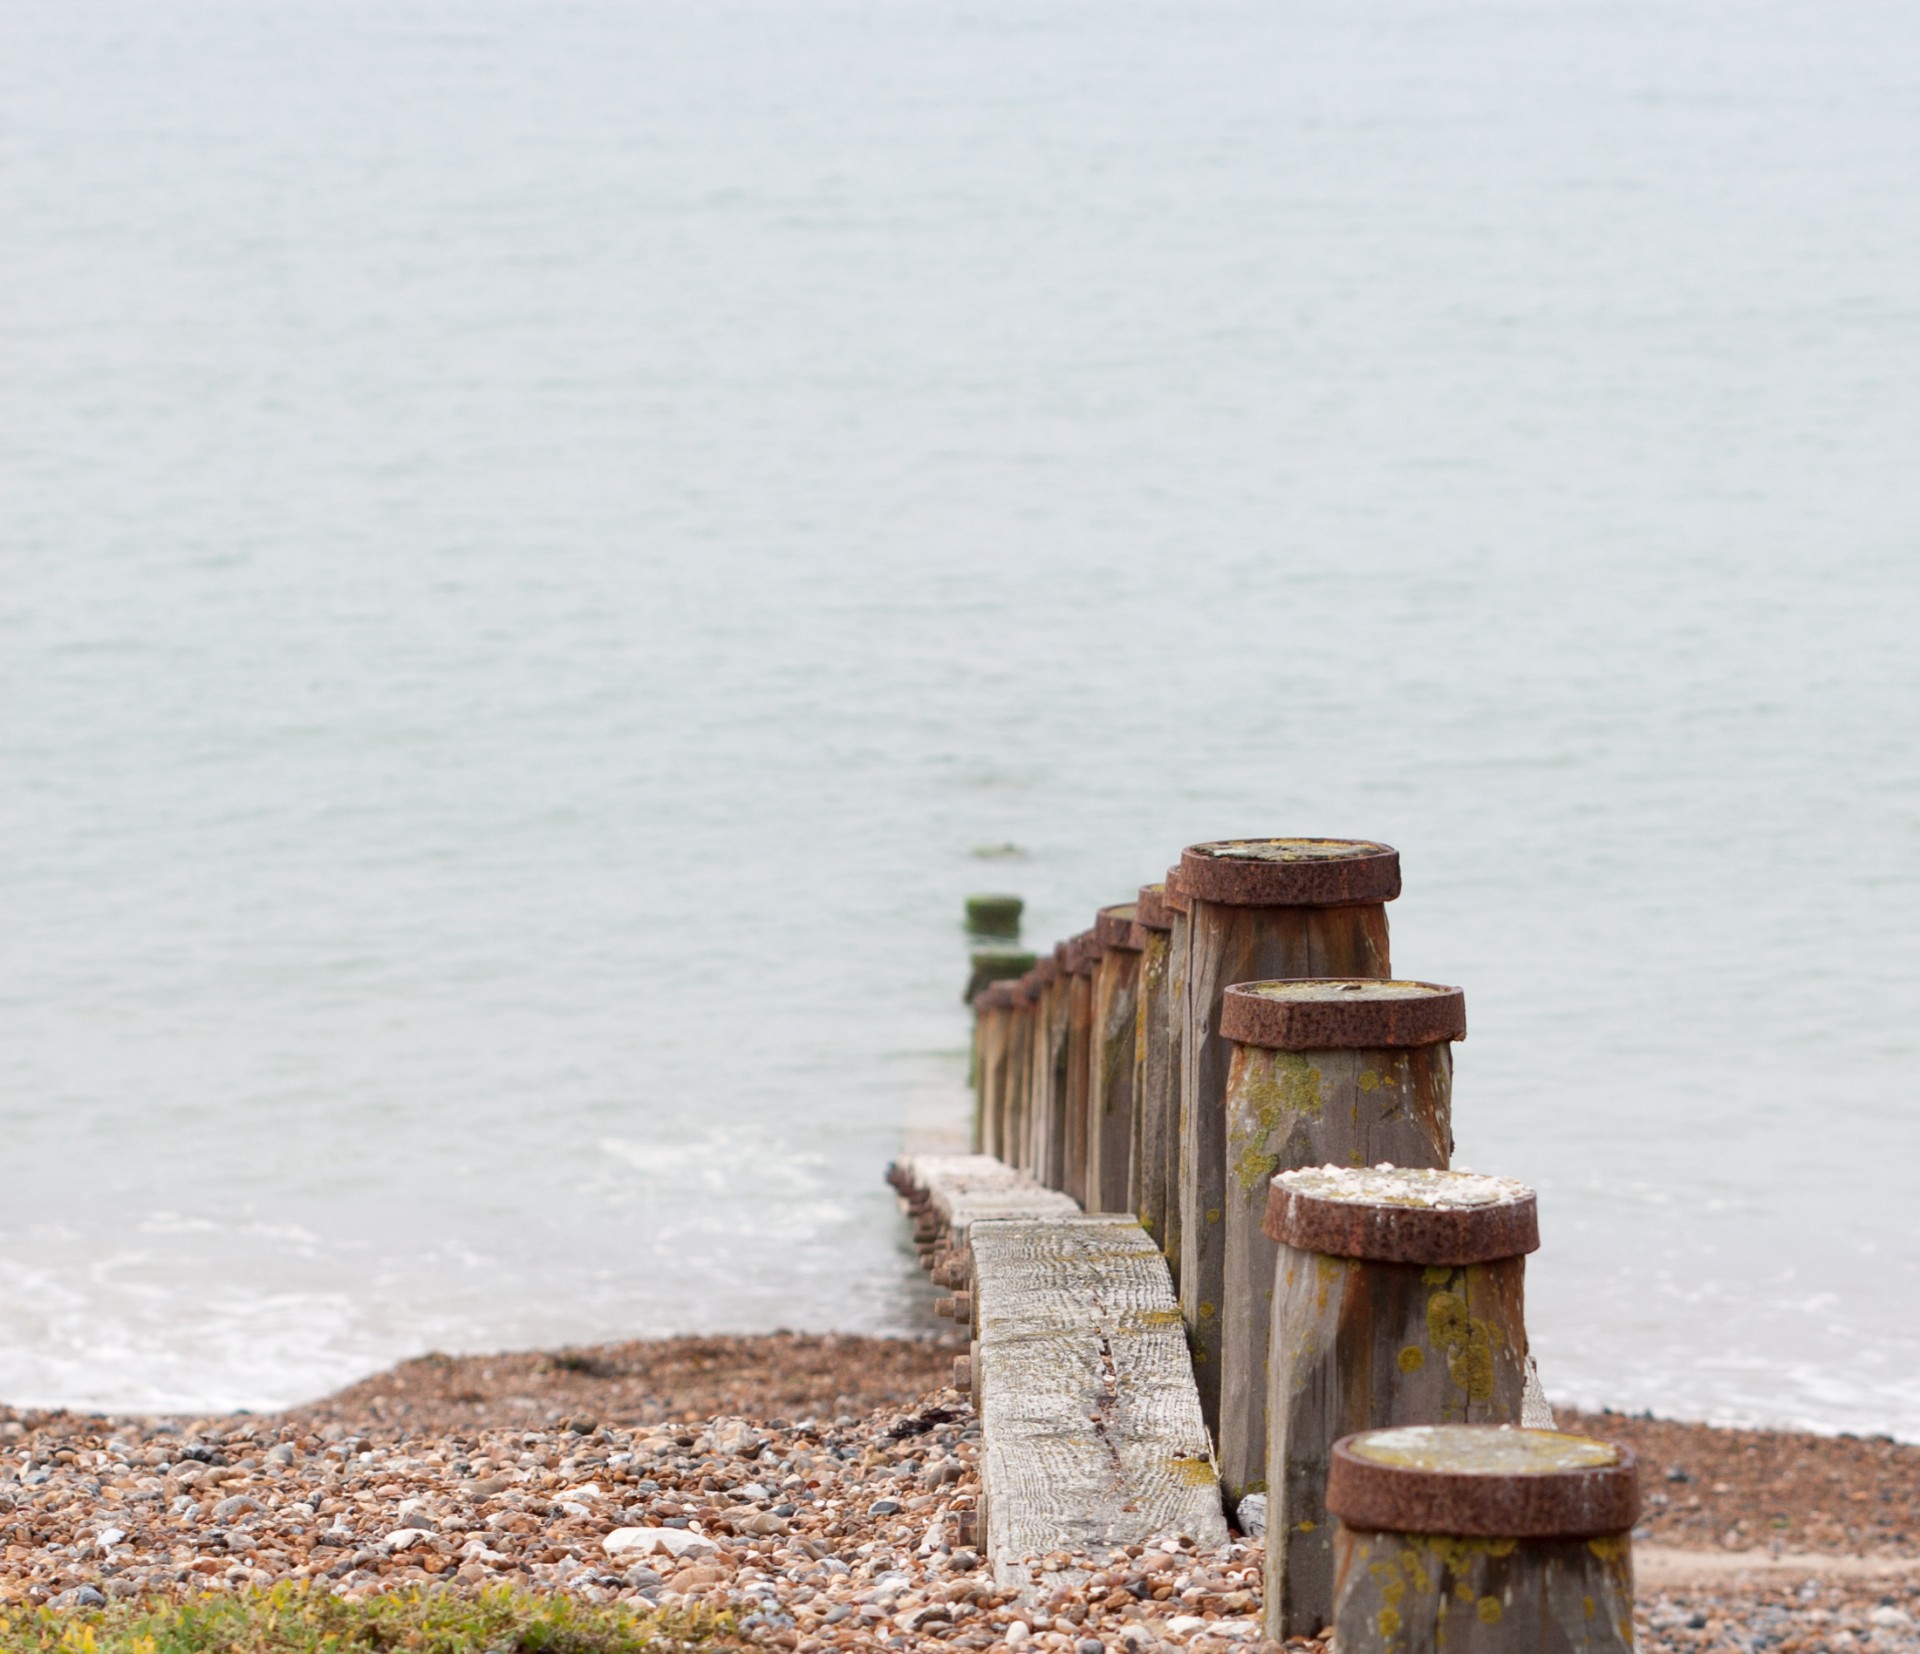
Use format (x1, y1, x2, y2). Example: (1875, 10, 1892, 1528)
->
(1327, 1425, 1639, 1652)
(1216, 979, 1464, 1507)
(1178, 839, 1399, 1432)
(965, 893, 1025, 940)
(1263, 1165, 1538, 1640)
(1085, 904, 1143, 1213)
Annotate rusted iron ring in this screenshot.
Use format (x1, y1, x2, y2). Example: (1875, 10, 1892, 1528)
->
(1179, 839, 1401, 907)
(1134, 883, 1174, 931)
(1221, 980, 1465, 1050)
(1263, 1167, 1539, 1263)
(1327, 1426, 1640, 1538)
(1096, 904, 1143, 951)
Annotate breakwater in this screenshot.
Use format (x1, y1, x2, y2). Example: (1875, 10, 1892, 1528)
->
(912, 838, 1638, 1646)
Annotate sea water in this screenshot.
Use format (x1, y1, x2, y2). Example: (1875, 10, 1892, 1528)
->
(3, 0, 1917, 1432)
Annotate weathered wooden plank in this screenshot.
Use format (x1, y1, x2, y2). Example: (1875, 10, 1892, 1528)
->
(1129, 886, 1177, 1253)
(972, 1215, 1229, 1596)
(891, 1153, 1081, 1290)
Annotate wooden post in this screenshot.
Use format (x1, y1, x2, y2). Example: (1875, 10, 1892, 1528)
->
(1085, 904, 1143, 1214)
(1327, 1424, 1639, 1652)
(972, 982, 1022, 1158)
(1028, 955, 1068, 1188)
(1128, 884, 1176, 1248)
(1178, 839, 1400, 1435)
(1002, 974, 1037, 1174)
(1217, 980, 1465, 1508)
(1162, 868, 1191, 1295)
(1262, 1165, 1539, 1640)
(1021, 960, 1052, 1183)
(965, 947, 1037, 1005)
(1062, 932, 1098, 1207)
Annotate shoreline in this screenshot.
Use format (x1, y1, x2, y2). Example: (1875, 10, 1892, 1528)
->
(5, 1334, 1919, 1650)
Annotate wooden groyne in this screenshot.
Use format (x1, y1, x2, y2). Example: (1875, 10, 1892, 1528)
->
(908, 837, 1607, 1642)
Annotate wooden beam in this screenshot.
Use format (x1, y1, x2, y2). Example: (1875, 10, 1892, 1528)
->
(971, 1214, 1229, 1597)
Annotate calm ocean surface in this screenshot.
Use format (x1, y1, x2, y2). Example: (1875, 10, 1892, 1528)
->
(3, 0, 1917, 1433)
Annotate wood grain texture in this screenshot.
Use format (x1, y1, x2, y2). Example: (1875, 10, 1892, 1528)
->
(1218, 1043, 1453, 1507)
(1086, 947, 1142, 1214)
(1180, 900, 1392, 1434)
(1332, 1525, 1635, 1652)
(972, 1215, 1229, 1598)
(1265, 1245, 1528, 1639)
(1131, 927, 1174, 1246)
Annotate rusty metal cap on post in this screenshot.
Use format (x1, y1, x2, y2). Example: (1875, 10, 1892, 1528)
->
(1069, 930, 1102, 974)
(1163, 866, 1192, 915)
(1221, 980, 1465, 1050)
(1135, 883, 1174, 931)
(1263, 1165, 1539, 1264)
(1096, 903, 1143, 951)
(1327, 1425, 1640, 1538)
(1179, 839, 1401, 907)
(982, 982, 1018, 1011)
(1032, 956, 1060, 987)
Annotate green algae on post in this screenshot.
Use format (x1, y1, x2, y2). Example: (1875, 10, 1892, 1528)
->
(964, 893, 1024, 938)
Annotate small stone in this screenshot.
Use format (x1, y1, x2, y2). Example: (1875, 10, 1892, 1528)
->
(602, 1526, 719, 1561)
(1077, 1640, 1105, 1654)
(869, 1498, 902, 1516)
(1234, 1493, 1267, 1539)
(712, 1419, 764, 1457)
(95, 1527, 127, 1548)
(55, 1586, 108, 1609)
(387, 1529, 430, 1551)
(1004, 1622, 1031, 1647)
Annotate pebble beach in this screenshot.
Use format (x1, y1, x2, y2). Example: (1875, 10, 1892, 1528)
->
(4, 1335, 1919, 1652)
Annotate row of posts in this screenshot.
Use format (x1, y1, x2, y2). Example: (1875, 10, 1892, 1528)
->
(964, 841, 1640, 1649)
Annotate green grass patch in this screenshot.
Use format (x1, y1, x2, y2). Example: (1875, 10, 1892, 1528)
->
(0, 1584, 747, 1654)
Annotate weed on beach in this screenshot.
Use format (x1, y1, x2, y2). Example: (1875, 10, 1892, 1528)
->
(0, 1585, 746, 1654)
